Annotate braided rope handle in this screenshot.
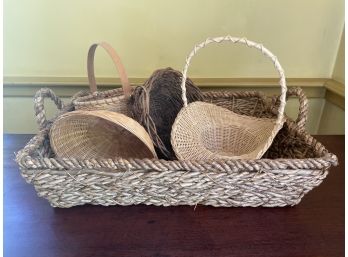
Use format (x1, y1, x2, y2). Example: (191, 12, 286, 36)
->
(34, 88, 65, 130)
(285, 87, 308, 132)
(87, 42, 131, 98)
(181, 36, 287, 126)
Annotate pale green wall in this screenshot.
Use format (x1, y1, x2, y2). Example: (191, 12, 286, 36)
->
(4, 97, 72, 134)
(3, 0, 344, 134)
(4, 0, 345, 78)
(319, 28, 344, 135)
(332, 30, 345, 84)
(318, 101, 345, 135)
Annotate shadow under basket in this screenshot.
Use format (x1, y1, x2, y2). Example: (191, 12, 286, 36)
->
(16, 88, 338, 208)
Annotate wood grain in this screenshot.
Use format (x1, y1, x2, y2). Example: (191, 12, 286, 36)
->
(4, 134, 344, 257)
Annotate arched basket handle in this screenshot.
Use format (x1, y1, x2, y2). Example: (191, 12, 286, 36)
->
(34, 88, 65, 130)
(181, 36, 287, 127)
(87, 42, 131, 98)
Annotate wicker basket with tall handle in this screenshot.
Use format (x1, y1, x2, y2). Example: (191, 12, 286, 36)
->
(171, 36, 287, 160)
(73, 42, 133, 116)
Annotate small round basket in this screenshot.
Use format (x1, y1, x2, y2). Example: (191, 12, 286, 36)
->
(171, 36, 287, 160)
(50, 110, 157, 159)
(73, 42, 132, 116)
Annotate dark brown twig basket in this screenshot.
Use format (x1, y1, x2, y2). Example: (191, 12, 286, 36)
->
(131, 68, 204, 160)
(15, 87, 337, 208)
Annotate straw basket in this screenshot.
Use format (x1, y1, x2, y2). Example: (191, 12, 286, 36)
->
(49, 109, 157, 159)
(171, 36, 287, 160)
(73, 42, 132, 115)
(15, 87, 337, 208)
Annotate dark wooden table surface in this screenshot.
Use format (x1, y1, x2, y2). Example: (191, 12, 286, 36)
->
(4, 134, 344, 257)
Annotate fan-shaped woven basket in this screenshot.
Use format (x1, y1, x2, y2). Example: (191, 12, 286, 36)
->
(171, 36, 287, 160)
(50, 110, 157, 159)
(73, 42, 132, 116)
(131, 67, 204, 160)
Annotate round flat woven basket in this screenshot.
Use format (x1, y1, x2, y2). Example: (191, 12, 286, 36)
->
(171, 36, 287, 161)
(50, 110, 157, 159)
(73, 42, 132, 116)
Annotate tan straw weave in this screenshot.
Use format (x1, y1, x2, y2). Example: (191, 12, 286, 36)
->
(15, 87, 337, 208)
(50, 110, 157, 159)
(73, 42, 133, 116)
(171, 36, 287, 160)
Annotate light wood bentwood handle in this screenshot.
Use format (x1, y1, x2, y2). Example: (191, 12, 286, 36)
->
(180, 36, 287, 126)
(87, 42, 131, 98)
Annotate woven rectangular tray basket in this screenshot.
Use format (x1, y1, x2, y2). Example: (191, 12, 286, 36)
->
(15, 88, 338, 208)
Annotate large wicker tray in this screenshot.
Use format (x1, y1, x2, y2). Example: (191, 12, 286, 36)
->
(15, 88, 338, 208)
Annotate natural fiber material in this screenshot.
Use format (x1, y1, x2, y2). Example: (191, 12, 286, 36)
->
(131, 68, 204, 160)
(73, 42, 133, 116)
(50, 110, 157, 159)
(73, 88, 132, 115)
(172, 36, 287, 160)
(172, 101, 284, 160)
(15, 87, 337, 208)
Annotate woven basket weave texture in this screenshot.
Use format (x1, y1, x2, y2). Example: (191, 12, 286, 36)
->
(15, 87, 337, 208)
(131, 67, 204, 160)
(49, 110, 157, 159)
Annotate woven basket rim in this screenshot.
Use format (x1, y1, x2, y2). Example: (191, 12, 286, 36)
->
(73, 88, 268, 107)
(16, 117, 338, 172)
(73, 87, 129, 107)
(176, 100, 281, 123)
(23, 89, 338, 172)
